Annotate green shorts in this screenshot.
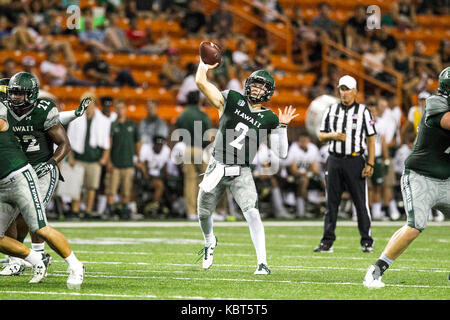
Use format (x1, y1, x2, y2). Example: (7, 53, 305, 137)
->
(401, 169, 450, 231)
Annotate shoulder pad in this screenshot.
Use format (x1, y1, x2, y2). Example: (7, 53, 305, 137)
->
(425, 94, 449, 118)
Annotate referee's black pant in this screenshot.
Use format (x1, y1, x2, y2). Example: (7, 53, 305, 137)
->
(321, 154, 373, 247)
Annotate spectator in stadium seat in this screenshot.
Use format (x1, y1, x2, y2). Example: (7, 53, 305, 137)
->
(232, 38, 253, 70)
(79, 15, 112, 53)
(435, 39, 450, 72)
(40, 48, 94, 87)
(175, 90, 212, 220)
(10, 12, 45, 51)
(0, 58, 17, 79)
(370, 26, 397, 53)
(0, 15, 12, 49)
(83, 45, 141, 88)
(160, 48, 185, 90)
(126, 14, 170, 55)
(104, 11, 133, 53)
(207, 0, 233, 38)
(253, 0, 285, 23)
(362, 41, 386, 78)
(177, 63, 200, 105)
(226, 65, 246, 94)
(139, 99, 169, 145)
(21, 56, 37, 75)
(67, 94, 111, 219)
(310, 2, 343, 45)
(105, 98, 142, 220)
(253, 45, 274, 73)
(387, 40, 413, 76)
(416, 0, 449, 15)
(412, 40, 441, 75)
(344, 5, 367, 51)
(180, 0, 207, 38)
(390, 0, 417, 29)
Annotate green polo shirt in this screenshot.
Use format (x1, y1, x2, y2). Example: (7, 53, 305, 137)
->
(110, 118, 140, 168)
(74, 118, 104, 163)
(175, 104, 212, 148)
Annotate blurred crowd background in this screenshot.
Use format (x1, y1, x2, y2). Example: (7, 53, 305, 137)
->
(0, 0, 448, 222)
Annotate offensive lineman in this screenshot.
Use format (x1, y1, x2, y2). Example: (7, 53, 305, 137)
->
(364, 66, 450, 288)
(195, 58, 298, 275)
(0, 72, 90, 276)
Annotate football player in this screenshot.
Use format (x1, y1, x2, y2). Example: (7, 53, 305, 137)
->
(0, 99, 84, 288)
(364, 66, 450, 288)
(195, 58, 298, 275)
(0, 72, 90, 276)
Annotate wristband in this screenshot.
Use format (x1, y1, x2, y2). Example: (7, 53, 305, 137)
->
(47, 158, 57, 167)
(198, 61, 209, 72)
(366, 163, 374, 169)
(278, 123, 288, 128)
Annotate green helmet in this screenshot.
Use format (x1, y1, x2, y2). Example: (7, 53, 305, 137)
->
(7, 72, 39, 112)
(244, 70, 275, 104)
(0, 78, 9, 101)
(438, 66, 450, 96)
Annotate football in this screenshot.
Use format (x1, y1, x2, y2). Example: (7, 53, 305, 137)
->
(199, 41, 222, 66)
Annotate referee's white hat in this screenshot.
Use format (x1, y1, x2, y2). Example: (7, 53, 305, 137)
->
(337, 75, 357, 90)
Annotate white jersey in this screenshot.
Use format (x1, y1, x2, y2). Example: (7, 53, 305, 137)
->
(167, 142, 186, 177)
(140, 143, 171, 177)
(252, 143, 280, 176)
(287, 142, 320, 174)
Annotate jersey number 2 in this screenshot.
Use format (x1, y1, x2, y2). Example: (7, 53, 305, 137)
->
(229, 122, 249, 150)
(23, 135, 40, 152)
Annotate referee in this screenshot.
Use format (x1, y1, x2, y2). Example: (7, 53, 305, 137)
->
(314, 75, 376, 253)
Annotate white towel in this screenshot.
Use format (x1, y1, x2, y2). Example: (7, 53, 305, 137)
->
(199, 159, 225, 193)
(67, 109, 111, 154)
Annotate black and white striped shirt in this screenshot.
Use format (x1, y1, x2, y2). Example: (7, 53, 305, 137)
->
(320, 102, 376, 156)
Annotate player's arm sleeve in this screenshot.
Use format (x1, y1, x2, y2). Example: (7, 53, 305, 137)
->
(0, 101, 7, 120)
(44, 106, 60, 131)
(425, 95, 449, 128)
(220, 90, 230, 110)
(269, 115, 288, 159)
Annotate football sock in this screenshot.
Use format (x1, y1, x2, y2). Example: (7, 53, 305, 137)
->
(371, 202, 382, 219)
(64, 251, 82, 268)
(375, 254, 393, 275)
(271, 187, 285, 211)
(296, 197, 305, 217)
(243, 208, 267, 265)
(31, 243, 45, 253)
(199, 214, 215, 246)
(389, 200, 400, 215)
(25, 250, 43, 265)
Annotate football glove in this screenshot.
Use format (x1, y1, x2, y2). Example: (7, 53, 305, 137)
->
(75, 97, 92, 117)
(34, 159, 57, 179)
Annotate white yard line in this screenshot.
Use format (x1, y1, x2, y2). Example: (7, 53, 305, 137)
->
(48, 260, 450, 273)
(0, 290, 242, 300)
(48, 221, 450, 228)
(36, 273, 450, 290)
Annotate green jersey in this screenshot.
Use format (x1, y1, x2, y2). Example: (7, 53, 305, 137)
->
(5, 98, 60, 166)
(110, 118, 140, 168)
(213, 90, 279, 166)
(405, 94, 450, 179)
(0, 102, 29, 178)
